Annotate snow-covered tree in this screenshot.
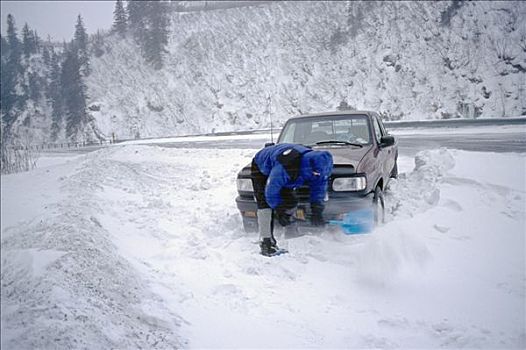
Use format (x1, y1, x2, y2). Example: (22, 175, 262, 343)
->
(22, 23, 36, 59)
(126, 0, 171, 69)
(73, 14, 91, 76)
(0, 34, 8, 54)
(112, 0, 128, 37)
(48, 51, 65, 140)
(27, 71, 41, 101)
(1, 14, 22, 126)
(143, 0, 170, 70)
(6, 14, 21, 62)
(61, 47, 88, 139)
(127, 0, 147, 39)
(33, 30, 41, 53)
(91, 30, 105, 58)
(42, 45, 50, 66)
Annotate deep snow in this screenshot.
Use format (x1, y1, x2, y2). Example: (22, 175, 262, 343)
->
(1, 145, 525, 348)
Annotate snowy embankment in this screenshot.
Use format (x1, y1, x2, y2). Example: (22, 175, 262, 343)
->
(1, 146, 525, 348)
(86, 1, 526, 140)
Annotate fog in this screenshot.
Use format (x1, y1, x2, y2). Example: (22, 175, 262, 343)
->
(0, 0, 114, 42)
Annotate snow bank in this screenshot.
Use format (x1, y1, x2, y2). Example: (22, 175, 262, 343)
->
(355, 149, 453, 286)
(386, 148, 455, 219)
(2, 146, 525, 348)
(1, 149, 184, 349)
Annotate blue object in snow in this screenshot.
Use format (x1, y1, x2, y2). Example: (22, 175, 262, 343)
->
(329, 208, 374, 235)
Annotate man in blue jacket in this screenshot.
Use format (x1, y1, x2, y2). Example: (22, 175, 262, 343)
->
(251, 143, 333, 256)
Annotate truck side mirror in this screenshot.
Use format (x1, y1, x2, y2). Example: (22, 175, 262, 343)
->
(380, 135, 395, 147)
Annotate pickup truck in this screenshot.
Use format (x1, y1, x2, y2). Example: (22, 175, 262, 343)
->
(235, 110, 398, 232)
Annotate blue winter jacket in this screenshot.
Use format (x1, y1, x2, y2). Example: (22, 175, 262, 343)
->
(253, 143, 333, 209)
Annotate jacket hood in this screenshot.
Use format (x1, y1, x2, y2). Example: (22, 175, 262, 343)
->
(302, 150, 333, 178)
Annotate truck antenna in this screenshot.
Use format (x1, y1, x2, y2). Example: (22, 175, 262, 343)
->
(268, 93, 274, 143)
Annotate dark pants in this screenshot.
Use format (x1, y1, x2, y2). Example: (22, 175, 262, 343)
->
(251, 159, 298, 227)
(251, 159, 270, 209)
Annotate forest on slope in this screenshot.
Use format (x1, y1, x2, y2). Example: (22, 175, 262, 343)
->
(2, 0, 525, 144)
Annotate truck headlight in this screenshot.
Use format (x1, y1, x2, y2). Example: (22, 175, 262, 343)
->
(332, 176, 366, 191)
(236, 178, 253, 192)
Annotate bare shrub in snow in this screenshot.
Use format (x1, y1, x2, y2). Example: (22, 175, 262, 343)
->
(1, 136, 40, 174)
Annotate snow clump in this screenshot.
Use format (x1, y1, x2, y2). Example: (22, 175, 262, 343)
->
(386, 148, 455, 219)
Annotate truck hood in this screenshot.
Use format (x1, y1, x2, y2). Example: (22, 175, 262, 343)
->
(237, 144, 373, 178)
(312, 144, 373, 168)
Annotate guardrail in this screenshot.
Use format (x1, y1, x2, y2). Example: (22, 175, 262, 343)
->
(12, 117, 526, 152)
(204, 117, 526, 135)
(176, 1, 272, 12)
(384, 117, 526, 129)
(5, 140, 114, 152)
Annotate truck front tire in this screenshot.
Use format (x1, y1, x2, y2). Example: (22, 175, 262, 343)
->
(373, 186, 385, 225)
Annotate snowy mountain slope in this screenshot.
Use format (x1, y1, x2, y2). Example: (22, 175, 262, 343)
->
(2, 145, 524, 348)
(86, 1, 526, 140)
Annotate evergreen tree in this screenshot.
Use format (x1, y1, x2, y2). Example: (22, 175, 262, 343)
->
(112, 0, 127, 37)
(91, 30, 105, 58)
(22, 23, 36, 59)
(61, 48, 88, 139)
(127, 0, 144, 32)
(144, 0, 170, 70)
(0, 35, 8, 57)
(117, 1, 172, 69)
(73, 14, 90, 76)
(48, 51, 64, 140)
(0, 36, 8, 117)
(128, 0, 150, 45)
(42, 45, 50, 66)
(1, 14, 22, 125)
(33, 30, 41, 53)
(6, 14, 21, 61)
(28, 71, 41, 101)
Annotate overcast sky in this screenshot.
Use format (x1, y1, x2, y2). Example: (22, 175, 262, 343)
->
(1, 1, 115, 42)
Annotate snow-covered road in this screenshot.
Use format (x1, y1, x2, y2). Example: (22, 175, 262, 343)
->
(113, 124, 526, 154)
(1, 145, 525, 348)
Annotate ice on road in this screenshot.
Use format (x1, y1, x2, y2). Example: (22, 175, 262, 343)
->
(1, 145, 525, 349)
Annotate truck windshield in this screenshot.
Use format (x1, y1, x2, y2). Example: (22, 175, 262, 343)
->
(278, 115, 371, 146)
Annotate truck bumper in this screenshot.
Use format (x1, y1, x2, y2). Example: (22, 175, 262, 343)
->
(236, 192, 374, 226)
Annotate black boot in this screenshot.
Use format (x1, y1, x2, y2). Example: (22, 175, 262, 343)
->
(259, 237, 281, 257)
(311, 203, 326, 227)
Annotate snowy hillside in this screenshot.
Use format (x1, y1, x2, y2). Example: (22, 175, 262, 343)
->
(87, 1, 526, 140)
(1, 144, 524, 348)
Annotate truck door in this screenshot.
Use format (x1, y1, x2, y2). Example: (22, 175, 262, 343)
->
(372, 116, 390, 184)
(376, 115, 395, 178)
